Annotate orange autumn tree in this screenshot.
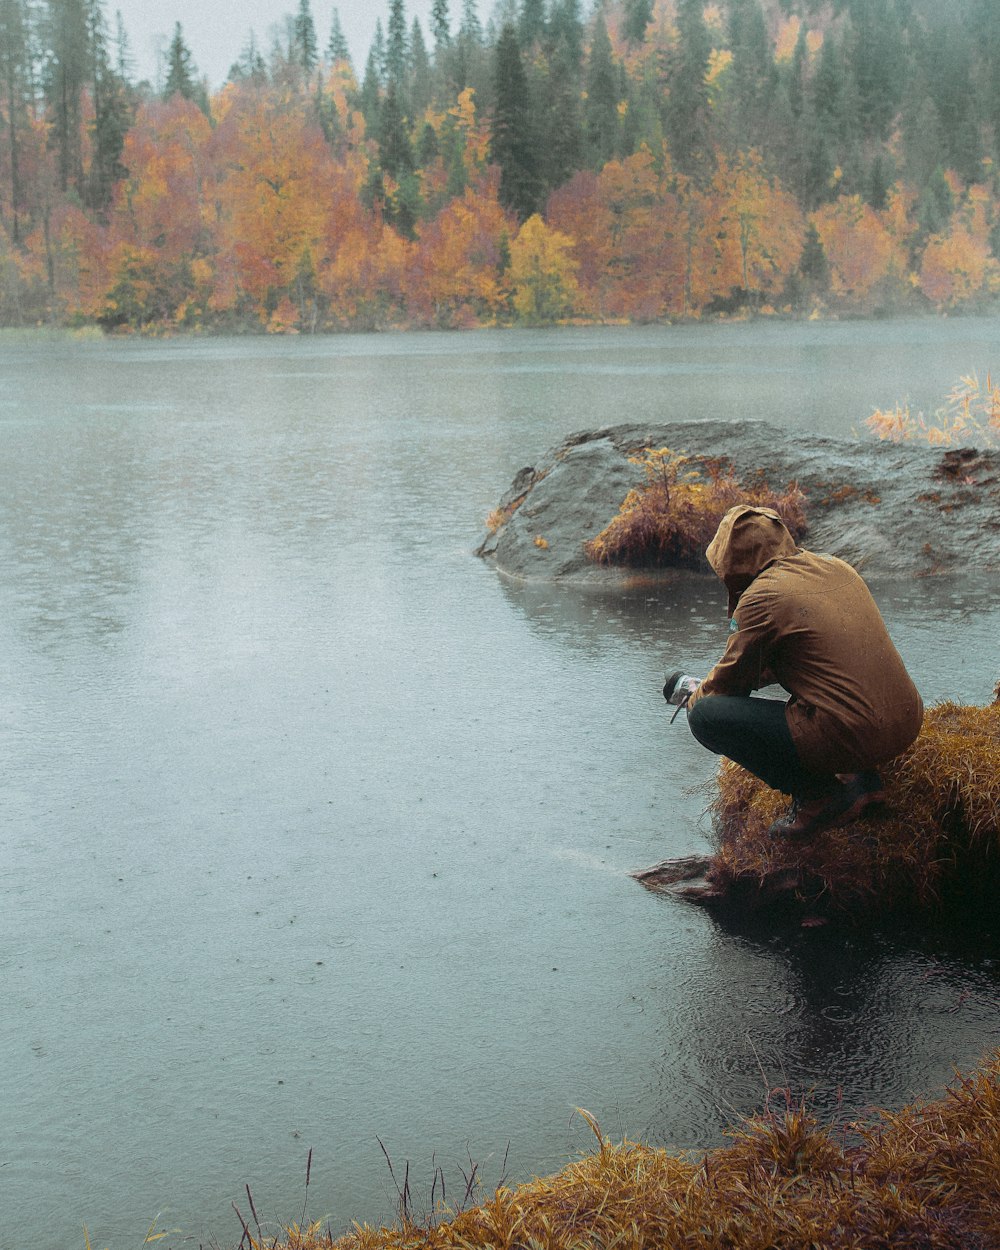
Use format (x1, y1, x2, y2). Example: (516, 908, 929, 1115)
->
(100, 96, 214, 326)
(406, 169, 510, 327)
(545, 170, 609, 316)
(919, 184, 1000, 309)
(811, 194, 907, 310)
(701, 151, 804, 309)
(35, 202, 111, 323)
(3, 115, 67, 323)
(597, 149, 688, 320)
(319, 217, 412, 330)
(547, 147, 688, 321)
(211, 86, 339, 327)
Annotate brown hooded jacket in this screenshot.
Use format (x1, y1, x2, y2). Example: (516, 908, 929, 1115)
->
(688, 505, 924, 774)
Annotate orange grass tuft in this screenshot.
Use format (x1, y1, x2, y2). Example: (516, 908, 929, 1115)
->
(265, 1053, 1000, 1250)
(584, 448, 807, 568)
(710, 700, 1000, 916)
(866, 371, 1000, 449)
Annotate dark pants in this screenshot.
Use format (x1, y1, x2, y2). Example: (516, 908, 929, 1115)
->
(687, 694, 835, 801)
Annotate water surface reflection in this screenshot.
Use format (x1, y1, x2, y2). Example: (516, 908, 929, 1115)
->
(3, 325, 1000, 1250)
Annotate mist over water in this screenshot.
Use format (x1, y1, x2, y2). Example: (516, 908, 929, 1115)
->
(3, 321, 1000, 1250)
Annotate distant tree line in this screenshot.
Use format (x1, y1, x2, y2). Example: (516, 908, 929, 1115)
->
(3, 0, 1000, 329)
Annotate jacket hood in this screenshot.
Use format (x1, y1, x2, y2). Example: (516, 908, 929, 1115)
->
(706, 505, 798, 616)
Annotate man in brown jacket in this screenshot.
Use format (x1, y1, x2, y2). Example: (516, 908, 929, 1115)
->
(684, 505, 924, 838)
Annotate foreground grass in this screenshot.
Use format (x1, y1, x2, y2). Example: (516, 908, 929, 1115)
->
(260, 1053, 1000, 1250)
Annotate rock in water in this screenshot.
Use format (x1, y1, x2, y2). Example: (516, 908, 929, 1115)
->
(476, 420, 1000, 581)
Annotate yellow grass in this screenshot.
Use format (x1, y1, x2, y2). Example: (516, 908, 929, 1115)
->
(711, 700, 1000, 916)
(866, 371, 1000, 448)
(260, 1051, 1000, 1250)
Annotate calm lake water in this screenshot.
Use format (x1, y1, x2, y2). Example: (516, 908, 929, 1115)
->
(3, 319, 1000, 1250)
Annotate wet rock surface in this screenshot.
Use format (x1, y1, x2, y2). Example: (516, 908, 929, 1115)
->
(476, 420, 1000, 581)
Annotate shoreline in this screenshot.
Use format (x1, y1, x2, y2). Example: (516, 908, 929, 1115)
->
(6, 302, 1000, 341)
(239, 1051, 1000, 1250)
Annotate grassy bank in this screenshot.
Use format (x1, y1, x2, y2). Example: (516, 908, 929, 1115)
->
(254, 1052, 1000, 1250)
(711, 700, 1000, 920)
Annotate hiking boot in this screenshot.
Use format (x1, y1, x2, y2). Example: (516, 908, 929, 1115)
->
(837, 770, 887, 810)
(768, 774, 879, 841)
(768, 793, 842, 840)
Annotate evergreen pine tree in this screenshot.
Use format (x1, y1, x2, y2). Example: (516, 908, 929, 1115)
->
(409, 18, 432, 118)
(113, 10, 132, 81)
(452, 0, 488, 97)
(726, 0, 777, 152)
(292, 0, 318, 75)
(518, 0, 545, 48)
(359, 46, 382, 130)
(866, 151, 894, 211)
(922, 17, 982, 183)
(810, 25, 860, 181)
(417, 119, 439, 164)
(901, 90, 945, 192)
(548, 0, 582, 67)
(584, 12, 618, 168)
(490, 21, 539, 219)
(313, 72, 342, 147)
(789, 221, 828, 307)
(0, 0, 29, 241)
(622, 0, 652, 44)
(784, 19, 808, 120)
(917, 164, 955, 237)
(327, 8, 350, 65)
(387, 0, 408, 90)
(163, 21, 196, 100)
(460, 0, 482, 45)
(378, 79, 413, 178)
(664, 0, 710, 176)
(798, 222, 828, 287)
(43, 0, 89, 194)
(84, 0, 130, 212)
(802, 133, 835, 207)
(847, 0, 906, 142)
(229, 30, 267, 83)
(371, 19, 387, 83)
(538, 0, 583, 193)
(975, 0, 1000, 162)
(431, 0, 450, 50)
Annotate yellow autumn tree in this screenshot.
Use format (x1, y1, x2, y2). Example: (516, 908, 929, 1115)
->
(509, 214, 579, 324)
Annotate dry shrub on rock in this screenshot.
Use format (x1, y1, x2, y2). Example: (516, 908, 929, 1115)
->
(584, 447, 807, 568)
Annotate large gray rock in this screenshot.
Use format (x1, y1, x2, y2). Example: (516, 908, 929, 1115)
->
(475, 420, 1000, 580)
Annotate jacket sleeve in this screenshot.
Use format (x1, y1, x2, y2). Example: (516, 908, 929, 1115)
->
(688, 588, 777, 707)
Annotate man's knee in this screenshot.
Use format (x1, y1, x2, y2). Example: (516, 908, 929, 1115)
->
(687, 695, 719, 750)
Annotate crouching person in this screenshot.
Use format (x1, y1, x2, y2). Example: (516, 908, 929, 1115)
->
(685, 505, 924, 839)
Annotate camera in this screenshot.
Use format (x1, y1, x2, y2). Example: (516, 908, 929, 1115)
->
(663, 671, 701, 721)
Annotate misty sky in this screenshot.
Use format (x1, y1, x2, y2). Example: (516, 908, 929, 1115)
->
(111, 0, 438, 90)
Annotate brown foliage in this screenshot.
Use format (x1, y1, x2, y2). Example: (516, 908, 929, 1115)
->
(584, 447, 807, 569)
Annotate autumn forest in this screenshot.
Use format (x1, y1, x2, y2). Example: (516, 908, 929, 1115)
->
(3, 0, 1000, 331)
